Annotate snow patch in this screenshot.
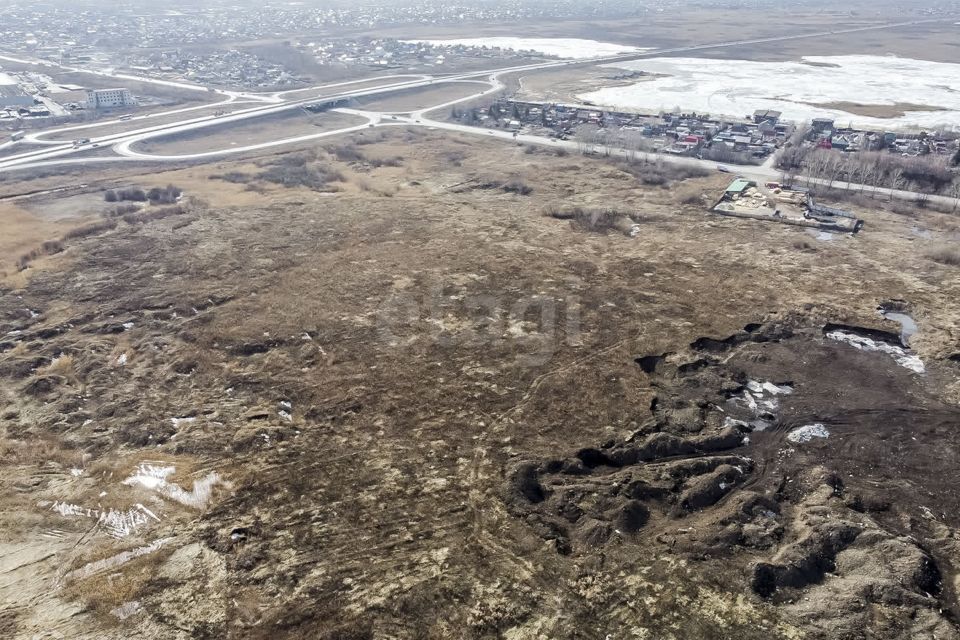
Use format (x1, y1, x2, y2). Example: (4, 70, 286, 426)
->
(732, 379, 793, 430)
(826, 330, 925, 373)
(787, 423, 830, 443)
(123, 462, 221, 509)
(50, 501, 160, 538)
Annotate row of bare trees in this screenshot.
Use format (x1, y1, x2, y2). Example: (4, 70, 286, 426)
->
(781, 147, 959, 204)
(777, 124, 960, 202)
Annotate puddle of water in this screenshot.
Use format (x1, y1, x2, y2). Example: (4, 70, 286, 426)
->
(879, 310, 918, 347)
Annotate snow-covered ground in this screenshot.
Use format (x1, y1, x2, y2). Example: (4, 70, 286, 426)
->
(579, 55, 960, 130)
(403, 37, 646, 60)
(0, 72, 18, 86)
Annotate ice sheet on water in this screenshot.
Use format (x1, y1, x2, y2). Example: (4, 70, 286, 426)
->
(580, 55, 960, 130)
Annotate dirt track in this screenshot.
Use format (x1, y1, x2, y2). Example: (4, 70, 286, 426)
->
(1, 132, 959, 639)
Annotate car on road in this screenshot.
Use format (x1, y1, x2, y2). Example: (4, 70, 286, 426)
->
(717, 165, 732, 173)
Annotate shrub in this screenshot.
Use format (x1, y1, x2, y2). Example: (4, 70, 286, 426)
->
(256, 164, 342, 190)
(368, 156, 403, 168)
(547, 206, 639, 235)
(123, 205, 185, 225)
(925, 244, 960, 266)
(502, 179, 533, 196)
(105, 203, 141, 217)
(62, 220, 117, 240)
(15, 240, 64, 271)
(331, 145, 365, 163)
(147, 184, 182, 204)
(617, 160, 708, 185)
(209, 171, 252, 184)
(41, 239, 65, 254)
(104, 190, 118, 202)
(114, 187, 147, 202)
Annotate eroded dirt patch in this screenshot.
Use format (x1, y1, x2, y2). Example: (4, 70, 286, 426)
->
(507, 317, 960, 638)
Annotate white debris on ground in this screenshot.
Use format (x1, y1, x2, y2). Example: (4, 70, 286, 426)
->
(826, 330, 925, 373)
(64, 538, 173, 582)
(787, 423, 830, 443)
(48, 501, 160, 538)
(170, 416, 197, 427)
(110, 600, 142, 621)
(116, 353, 128, 366)
(581, 55, 960, 129)
(732, 379, 793, 431)
(123, 463, 222, 509)
(402, 37, 646, 60)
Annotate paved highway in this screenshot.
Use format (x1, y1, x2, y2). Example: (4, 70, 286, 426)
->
(1, 16, 957, 210)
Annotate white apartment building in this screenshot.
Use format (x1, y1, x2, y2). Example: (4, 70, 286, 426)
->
(86, 88, 136, 109)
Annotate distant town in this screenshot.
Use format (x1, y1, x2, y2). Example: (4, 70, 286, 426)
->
(456, 97, 960, 166)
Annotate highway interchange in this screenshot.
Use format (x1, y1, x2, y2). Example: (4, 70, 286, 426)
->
(1, 16, 958, 208)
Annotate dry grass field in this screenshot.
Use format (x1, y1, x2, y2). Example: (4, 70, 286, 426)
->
(1, 126, 960, 639)
(355, 82, 491, 113)
(131, 109, 368, 156)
